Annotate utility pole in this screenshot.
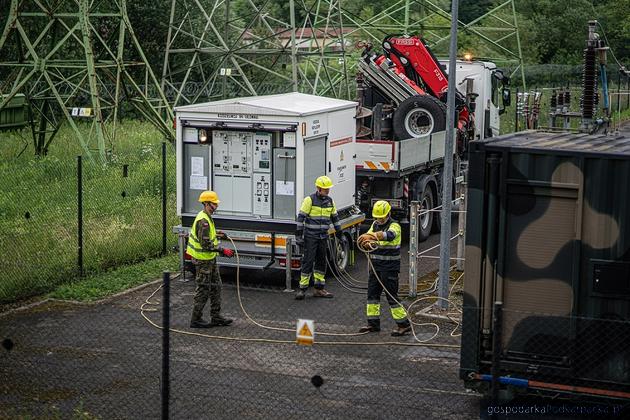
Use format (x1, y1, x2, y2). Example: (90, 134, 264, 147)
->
(437, 0, 460, 310)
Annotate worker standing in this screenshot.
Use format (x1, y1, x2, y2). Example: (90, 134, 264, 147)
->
(359, 200, 411, 336)
(295, 176, 343, 300)
(187, 190, 235, 328)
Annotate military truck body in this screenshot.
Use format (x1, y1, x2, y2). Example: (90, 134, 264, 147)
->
(461, 130, 630, 401)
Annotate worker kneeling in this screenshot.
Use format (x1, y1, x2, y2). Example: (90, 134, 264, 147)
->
(187, 190, 235, 328)
(359, 201, 412, 336)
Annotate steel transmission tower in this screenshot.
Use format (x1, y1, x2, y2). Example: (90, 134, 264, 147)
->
(0, 0, 174, 160)
(162, 0, 525, 104)
(161, 0, 351, 106)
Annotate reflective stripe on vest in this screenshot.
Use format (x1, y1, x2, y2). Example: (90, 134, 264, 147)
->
(370, 254, 401, 261)
(186, 211, 218, 260)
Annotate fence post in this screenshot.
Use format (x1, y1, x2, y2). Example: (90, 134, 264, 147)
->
(162, 271, 170, 420)
(408, 201, 419, 298)
(284, 238, 294, 292)
(456, 184, 466, 272)
(618, 68, 622, 126)
(162, 142, 167, 256)
(77, 155, 83, 277)
(514, 87, 519, 132)
(491, 301, 503, 407)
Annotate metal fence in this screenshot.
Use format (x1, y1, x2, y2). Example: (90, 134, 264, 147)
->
(3, 124, 630, 419)
(0, 143, 177, 303)
(2, 259, 629, 418)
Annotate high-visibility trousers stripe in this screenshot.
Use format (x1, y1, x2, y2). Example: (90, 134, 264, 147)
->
(367, 303, 380, 318)
(300, 274, 310, 288)
(313, 271, 325, 286)
(390, 305, 408, 321)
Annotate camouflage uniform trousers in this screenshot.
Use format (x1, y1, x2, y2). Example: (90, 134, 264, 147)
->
(191, 258, 222, 321)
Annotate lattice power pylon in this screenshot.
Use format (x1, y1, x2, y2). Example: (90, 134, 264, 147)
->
(161, 0, 351, 106)
(162, 0, 525, 105)
(0, 0, 174, 159)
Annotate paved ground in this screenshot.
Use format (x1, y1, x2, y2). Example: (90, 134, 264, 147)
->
(0, 222, 484, 419)
(3, 214, 624, 419)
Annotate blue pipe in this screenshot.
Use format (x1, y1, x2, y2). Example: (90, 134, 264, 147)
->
(600, 63, 609, 111)
(478, 374, 529, 388)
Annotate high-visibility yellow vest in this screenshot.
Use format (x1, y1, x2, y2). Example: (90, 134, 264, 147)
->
(297, 193, 341, 239)
(186, 211, 218, 260)
(367, 219, 401, 270)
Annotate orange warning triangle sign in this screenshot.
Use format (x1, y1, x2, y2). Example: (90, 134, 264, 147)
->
(298, 323, 313, 337)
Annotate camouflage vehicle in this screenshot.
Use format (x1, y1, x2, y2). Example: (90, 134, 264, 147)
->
(460, 130, 630, 402)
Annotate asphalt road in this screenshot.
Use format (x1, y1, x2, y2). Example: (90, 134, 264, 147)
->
(0, 222, 481, 419)
(3, 216, 624, 419)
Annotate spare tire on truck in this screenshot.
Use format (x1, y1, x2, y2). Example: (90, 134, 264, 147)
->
(393, 95, 447, 140)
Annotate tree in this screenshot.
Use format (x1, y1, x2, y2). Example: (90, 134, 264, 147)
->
(459, 0, 494, 24)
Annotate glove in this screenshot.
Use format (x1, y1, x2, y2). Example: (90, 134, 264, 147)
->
(357, 232, 378, 251)
(220, 248, 234, 258)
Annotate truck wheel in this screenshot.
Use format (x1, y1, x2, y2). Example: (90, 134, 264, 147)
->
(393, 95, 447, 140)
(418, 185, 434, 242)
(329, 234, 350, 274)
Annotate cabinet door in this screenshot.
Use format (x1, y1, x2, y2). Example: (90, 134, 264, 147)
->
(303, 135, 327, 192)
(273, 148, 296, 220)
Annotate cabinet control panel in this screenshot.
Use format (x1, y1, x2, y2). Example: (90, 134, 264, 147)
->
(253, 132, 272, 172)
(253, 173, 271, 216)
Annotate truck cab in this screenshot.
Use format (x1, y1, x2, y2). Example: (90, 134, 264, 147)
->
(440, 59, 509, 140)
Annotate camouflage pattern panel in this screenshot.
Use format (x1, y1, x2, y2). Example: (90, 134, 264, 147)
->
(460, 140, 487, 380)
(461, 130, 630, 391)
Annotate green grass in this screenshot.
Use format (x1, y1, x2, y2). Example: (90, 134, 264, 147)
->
(612, 106, 630, 127)
(49, 253, 179, 302)
(0, 121, 180, 303)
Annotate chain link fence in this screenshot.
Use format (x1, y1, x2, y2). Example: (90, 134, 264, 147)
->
(0, 141, 177, 303)
(2, 260, 629, 418)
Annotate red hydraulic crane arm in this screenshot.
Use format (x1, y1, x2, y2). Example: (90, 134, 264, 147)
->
(373, 55, 426, 95)
(383, 35, 449, 100)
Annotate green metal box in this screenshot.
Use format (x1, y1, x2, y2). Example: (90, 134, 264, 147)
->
(0, 94, 28, 131)
(461, 130, 630, 400)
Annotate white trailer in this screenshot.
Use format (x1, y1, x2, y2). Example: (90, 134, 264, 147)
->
(174, 92, 365, 275)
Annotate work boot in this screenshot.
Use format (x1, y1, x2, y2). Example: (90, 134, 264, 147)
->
(210, 315, 233, 326)
(190, 319, 213, 328)
(313, 288, 333, 298)
(358, 325, 380, 333)
(391, 325, 412, 337)
(295, 288, 306, 300)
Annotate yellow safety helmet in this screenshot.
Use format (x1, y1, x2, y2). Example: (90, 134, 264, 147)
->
(372, 200, 391, 218)
(198, 190, 220, 204)
(315, 175, 334, 189)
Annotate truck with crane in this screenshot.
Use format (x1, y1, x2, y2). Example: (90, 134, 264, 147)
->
(354, 35, 510, 241)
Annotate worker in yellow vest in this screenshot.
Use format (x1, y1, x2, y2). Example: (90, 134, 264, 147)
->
(295, 175, 343, 300)
(358, 200, 411, 336)
(187, 190, 235, 328)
